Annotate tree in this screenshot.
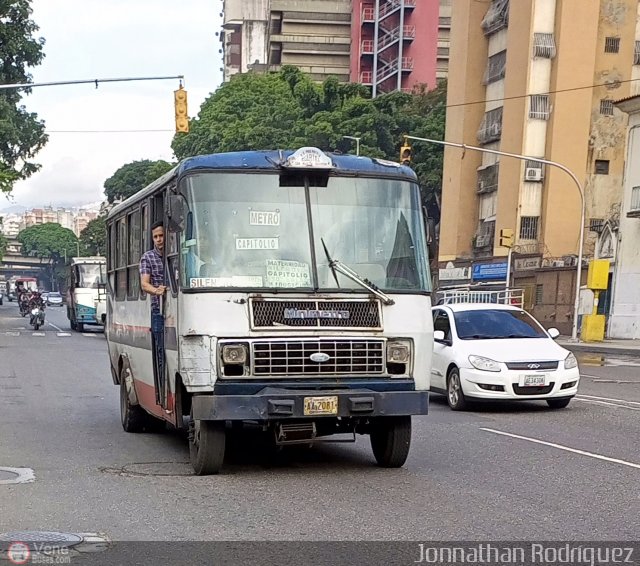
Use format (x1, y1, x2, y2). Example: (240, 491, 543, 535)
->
(17, 222, 78, 262)
(0, 233, 7, 261)
(79, 215, 106, 255)
(170, 67, 447, 204)
(103, 159, 174, 203)
(0, 1, 48, 194)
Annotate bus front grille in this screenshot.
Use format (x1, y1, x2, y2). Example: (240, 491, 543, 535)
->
(250, 299, 382, 330)
(252, 339, 385, 376)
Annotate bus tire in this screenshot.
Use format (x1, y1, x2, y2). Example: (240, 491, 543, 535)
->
(370, 416, 412, 468)
(189, 411, 226, 475)
(120, 372, 147, 433)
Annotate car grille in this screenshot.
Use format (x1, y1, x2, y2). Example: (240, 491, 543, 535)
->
(505, 361, 559, 370)
(252, 339, 385, 376)
(250, 299, 382, 330)
(513, 384, 555, 395)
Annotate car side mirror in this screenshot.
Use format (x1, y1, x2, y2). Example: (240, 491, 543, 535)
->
(548, 327, 560, 339)
(434, 330, 446, 341)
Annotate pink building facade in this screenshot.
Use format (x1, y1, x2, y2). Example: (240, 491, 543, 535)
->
(350, 0, 439, 95)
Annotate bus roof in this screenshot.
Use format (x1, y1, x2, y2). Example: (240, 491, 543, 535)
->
(108, 148, 418, 219)
(70, 256, 106, 265)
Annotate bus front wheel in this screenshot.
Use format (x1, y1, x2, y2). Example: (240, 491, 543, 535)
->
(189, 409, 225, 475)
(370, 416, 412, 468)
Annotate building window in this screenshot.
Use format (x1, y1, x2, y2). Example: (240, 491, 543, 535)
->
(605, 37, 620, 53)
(269, 43, 282, 65)
(529, 95, 550, 120)
(481, 0, 509, 37)
(437, 47, 450, 57)
(439, 16, 451, 27)
(635, 41, 640, 65)
(535, 284, 543, 306)
(533, 33, 556, 58)
(595, 160, 610, 175)
(600, 99, 614, 116)
(484, 50, 506, 84)
(589, 218, 605, 233)
(520, 216, 539, 240)
(270, 12, 282, 35)
(477, 106, 503, 144)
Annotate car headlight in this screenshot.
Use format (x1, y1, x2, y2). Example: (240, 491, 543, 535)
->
(564, 352, 578, 370)
(222, 344, 248, 364)
(468, 355, 501, 372)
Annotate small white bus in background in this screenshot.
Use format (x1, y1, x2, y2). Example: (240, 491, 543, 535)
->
(105, 147, 434, 475)
(66, 256, 107, 331)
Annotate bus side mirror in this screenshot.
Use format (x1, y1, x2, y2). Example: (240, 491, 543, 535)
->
(168, 194, 185, 232)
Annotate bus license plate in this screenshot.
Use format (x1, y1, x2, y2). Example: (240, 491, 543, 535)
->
(303, 396, 338, 416)
(521, 374, 547, 387)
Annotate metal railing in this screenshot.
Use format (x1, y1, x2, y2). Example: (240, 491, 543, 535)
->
(435, 288, 524, 309)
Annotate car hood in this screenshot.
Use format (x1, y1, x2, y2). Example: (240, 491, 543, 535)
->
(459, 337, 570, 363)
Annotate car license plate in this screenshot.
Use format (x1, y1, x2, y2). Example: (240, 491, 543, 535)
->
(303, 396, 338, 416)
(520, 374, 547, 387)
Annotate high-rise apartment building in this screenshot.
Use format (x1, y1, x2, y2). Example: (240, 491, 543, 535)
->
(221, 0, 352, 83)
(438, 0, 640, 333)
(220, 0, 443, 91)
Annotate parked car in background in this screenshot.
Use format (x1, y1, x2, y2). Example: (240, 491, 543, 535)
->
(431, 303, 580, 411)
(46, 292, 63, 307)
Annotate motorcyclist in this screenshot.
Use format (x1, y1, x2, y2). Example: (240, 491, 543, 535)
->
(17, 283, 30, 315)
(27, 290, 46, 328)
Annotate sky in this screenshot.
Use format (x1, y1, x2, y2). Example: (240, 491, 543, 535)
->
(3, 0, 223, 210)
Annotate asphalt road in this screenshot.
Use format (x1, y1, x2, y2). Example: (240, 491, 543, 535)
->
(1, 300, 638, 545)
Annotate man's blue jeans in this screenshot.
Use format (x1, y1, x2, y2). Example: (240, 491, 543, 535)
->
(151, 311, 165, 405)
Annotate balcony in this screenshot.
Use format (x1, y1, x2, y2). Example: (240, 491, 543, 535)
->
(628, 186, 640, 218)
(361, 40, 374, 54)
(403, 25, 416, 39)
(362, 0, 416, 23)
(401, 57, 413, 71)
(360, 71, 373, 85)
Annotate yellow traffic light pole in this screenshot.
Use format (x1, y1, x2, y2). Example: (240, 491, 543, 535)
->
(405, 135, 586, 341)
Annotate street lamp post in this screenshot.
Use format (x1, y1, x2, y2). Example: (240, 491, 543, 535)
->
(405, 135, 586, 341)
(342, 135, 361, 156)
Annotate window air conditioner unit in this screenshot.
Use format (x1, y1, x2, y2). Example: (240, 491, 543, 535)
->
(476, 235, 490, 247)
(525, 167, 543, 182)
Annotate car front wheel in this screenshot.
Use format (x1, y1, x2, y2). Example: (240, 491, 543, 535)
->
(447, 368, 469, 411)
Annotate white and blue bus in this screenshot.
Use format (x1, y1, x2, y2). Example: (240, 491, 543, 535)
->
(105, 147, 434, 475)
(67, 256, 107, 331)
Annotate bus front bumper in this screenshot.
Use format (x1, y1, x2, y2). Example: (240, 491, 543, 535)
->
(191, 388, 429, 421)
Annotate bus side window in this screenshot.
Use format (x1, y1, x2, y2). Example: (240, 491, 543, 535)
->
(140, 203, 149, 298)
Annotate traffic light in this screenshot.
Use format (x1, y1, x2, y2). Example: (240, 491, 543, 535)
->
(400, 143, 412, 164)
(174, 86, 189, 133)
(499, 228, 514, 248)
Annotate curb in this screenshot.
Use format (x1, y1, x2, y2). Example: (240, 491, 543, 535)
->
(557, 342, 640, 356)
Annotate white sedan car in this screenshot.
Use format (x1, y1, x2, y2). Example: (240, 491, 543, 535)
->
(430, 303, 580, 410)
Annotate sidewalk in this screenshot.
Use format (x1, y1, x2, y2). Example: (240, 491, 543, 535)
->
(556, 337, 640, 356)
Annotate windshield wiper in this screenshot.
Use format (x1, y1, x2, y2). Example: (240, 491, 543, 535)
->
(320, 238, 395, 306)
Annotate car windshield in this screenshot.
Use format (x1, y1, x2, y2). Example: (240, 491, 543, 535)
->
(49, 293, 61, 298)
(77, 264, 106, 288)
(180, 172, 430, 292)
(453, 309, 548, 339)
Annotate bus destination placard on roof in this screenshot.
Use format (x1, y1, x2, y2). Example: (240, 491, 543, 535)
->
(285, 147, 334, 169)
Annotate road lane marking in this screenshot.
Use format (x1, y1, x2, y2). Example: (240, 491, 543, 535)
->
(577, 393, 640, 406)
(57, 332, 72, 337)
(47, 321, 64, 332)
(480, 427, 640, 470)
(5, 331, 20, 336)
(32, 332, 45, 337)
(82, 333, 97, 337)
(576, 398, 640, 412)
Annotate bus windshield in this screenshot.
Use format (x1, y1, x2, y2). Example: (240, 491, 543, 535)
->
(180, 172, 431, 292)
(76, 264, 106, 289)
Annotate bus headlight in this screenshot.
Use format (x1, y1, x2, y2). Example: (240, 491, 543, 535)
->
(386, 340, 412, 376)
(222, 344, 248, 365)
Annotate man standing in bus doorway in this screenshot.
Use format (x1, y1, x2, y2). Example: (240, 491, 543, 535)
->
(140, 221, 167, 406)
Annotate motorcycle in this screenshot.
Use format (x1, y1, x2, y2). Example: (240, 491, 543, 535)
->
(29, 305, 45, 330)
(28, 298, 46, 330)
